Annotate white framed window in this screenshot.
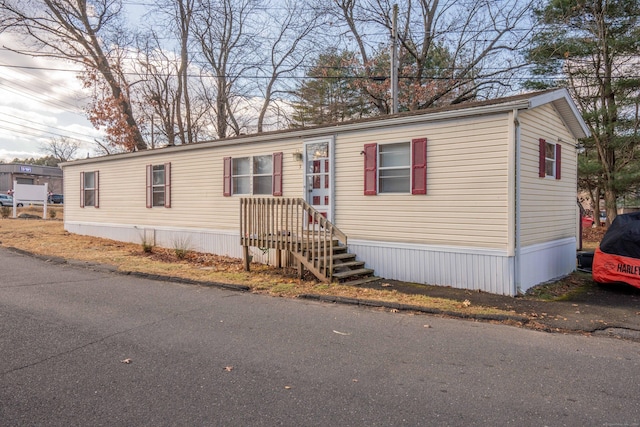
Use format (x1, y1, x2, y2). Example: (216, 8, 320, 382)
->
(83, 171, 97, 207)
(252, 155, 273, 195)
(378, 142, 410, 193)
(152, 164, 165, 207)
(232, 155, 273, 195)
(539, 138, 561, 180)
(224, 153, 282, 197)
(545, 141, 556, 178)
(146, 163, 171, 208)
(232, 157, 250, 195)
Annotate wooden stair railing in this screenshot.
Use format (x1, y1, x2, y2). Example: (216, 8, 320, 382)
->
(240, 198, 374, 284)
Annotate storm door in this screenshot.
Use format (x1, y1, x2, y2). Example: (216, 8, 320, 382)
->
(304, 139, 333, 225)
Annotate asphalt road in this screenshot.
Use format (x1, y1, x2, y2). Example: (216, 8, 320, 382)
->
(1, 247, 639, 426)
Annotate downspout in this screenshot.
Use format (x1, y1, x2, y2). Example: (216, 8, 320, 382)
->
(513, 109, 522, 295)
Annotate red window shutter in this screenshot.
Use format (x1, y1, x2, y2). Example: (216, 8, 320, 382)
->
(223, 157, 232, 196)
(539, 138, 546, 178)
(555, 144, 561, 180)
(272, 152, 283, 196)
(80, 171, 85, 208)
(164, 162, 171, 207)
(94, 171, 100, 208)
(411, 138, 427, 195)
(363, 143, 377, 195)
(146, 164, 152, 208)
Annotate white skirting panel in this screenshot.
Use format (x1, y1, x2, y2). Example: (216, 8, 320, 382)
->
(64, 221, 275, 264)
(349, 239, 516, 296)
(518, 237, 576, 294)
(65, 221, 576, 296)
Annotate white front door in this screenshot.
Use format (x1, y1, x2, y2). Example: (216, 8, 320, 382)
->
(304, 139, 332, 224)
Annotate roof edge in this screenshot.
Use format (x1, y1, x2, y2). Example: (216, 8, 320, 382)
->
(62, 89, 589, 167)
(529, 88, 590, 139)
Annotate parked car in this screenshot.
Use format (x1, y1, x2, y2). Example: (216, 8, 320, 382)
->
(0, 194, 23, 207)
(48, 194, 64, 204)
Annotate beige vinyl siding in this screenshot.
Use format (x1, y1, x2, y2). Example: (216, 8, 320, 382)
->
(334, 113, 511, 249)
(63, 102, 575, 252)
(519, 104, 578, 246)
(64, 139, 303, 231)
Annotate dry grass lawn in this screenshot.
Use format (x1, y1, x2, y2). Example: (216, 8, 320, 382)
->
(0, 206, 603, 315)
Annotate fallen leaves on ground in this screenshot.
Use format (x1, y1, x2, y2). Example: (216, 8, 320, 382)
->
(0, 216, 607, 320)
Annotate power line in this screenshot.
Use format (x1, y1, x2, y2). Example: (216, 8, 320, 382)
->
(0, 112, 97, 140)
(0, 82, 84, 112)
(0, 117, 98, 144)
(0, 123, 96, 146)
(0, 62, 86, 109)
(0, 61, 87, 111)
(3, 61, 639, 83)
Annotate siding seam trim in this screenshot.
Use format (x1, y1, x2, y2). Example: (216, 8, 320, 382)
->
(348, 239, 508, 257)
(64, 221, 240, 237)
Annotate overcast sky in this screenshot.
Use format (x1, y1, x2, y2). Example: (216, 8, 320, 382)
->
(0, 33, 104, 163)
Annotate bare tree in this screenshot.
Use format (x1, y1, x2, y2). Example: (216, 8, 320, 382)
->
(192, 0, 261, 138)
(175, 0, 195, 144)
(329, 0, 534, 111)
(148, 0, 196, 144)
(92, 137, 128, 156)
(41, 137, 80, 162)
(0, 0, 148, 151)
(254, 0, 320, 132)
(330, 0, 389, 114)
(135, 32, 180, 147)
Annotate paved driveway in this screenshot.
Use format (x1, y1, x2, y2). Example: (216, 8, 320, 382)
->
(1, 247, 639, 426)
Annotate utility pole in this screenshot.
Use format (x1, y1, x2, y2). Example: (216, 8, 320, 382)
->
(390, 4, 398, 114)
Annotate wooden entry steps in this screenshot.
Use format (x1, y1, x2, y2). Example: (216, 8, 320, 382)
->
(308, 242, 376, 285)
(240, 197, 375, 284)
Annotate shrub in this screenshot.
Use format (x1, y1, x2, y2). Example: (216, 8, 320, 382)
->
(141, 237, 153, 253)
(173, 236, 191, 259)
(138, 229, 155, 253)
(142, 242, 153, 253)
(48, 209, 57, 219)
(1, 206, 10, 219)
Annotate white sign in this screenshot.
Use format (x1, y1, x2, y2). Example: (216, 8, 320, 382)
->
(20, 166, 32, 172)
(14, 183, 46, 201)
(12, 181, 48, 219)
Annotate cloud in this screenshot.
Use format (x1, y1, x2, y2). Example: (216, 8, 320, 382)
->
(0, 33, 103, 162)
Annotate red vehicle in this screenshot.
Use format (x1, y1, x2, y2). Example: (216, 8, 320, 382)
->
(581, 215, 594, 229)
(592, 212, 640, 290)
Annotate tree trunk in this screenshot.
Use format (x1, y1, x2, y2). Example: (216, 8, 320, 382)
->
(603, 186, 617, 227)
(216, 82, 227, 138)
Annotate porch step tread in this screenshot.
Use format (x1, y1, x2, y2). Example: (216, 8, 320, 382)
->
(332, 268, 374, 279)
(332, 252, 355, 259)
(340, 276, 380, 286)
(307, 246, 348, 256)
(318, 254, 357, 266)
(332, 261, 365, 270)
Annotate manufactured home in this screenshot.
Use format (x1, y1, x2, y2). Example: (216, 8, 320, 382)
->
(61, 89, 589, 296)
